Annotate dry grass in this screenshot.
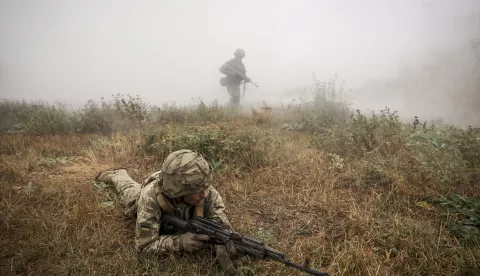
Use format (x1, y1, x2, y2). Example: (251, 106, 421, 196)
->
(1, 110, 479, 276)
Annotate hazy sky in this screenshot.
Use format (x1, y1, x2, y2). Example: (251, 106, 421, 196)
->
(1, 0, 479, 123)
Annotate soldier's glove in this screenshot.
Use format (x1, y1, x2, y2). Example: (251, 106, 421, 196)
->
(178, 232, 210, 253)
(215, 244, 238, 276)
(225, 240, 244, 258)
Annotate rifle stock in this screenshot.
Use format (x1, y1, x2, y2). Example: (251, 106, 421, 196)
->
(161, 214, 329, 276)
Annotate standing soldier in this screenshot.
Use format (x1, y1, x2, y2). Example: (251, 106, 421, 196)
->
(219, 49, 252, 108)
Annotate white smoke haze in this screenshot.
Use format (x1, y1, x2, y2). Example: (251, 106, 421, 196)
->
(1, 0, 479, 125)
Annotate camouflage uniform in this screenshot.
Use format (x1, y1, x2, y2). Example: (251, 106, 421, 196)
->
(219, 49, 250, 107)
(107, 169, 142, 218)
(136, 171, 231, 253)
(96, 150, 232, 255)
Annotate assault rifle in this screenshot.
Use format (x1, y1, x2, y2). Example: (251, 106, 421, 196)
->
(220, 63, 259, 88)
(162, 214, 329, 276)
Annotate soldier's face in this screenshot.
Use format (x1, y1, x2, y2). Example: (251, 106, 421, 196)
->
(183, 189, 209, 205)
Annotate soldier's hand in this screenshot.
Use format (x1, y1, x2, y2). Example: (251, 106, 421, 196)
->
(226, 240, 243, 258)
(179, 232, 210, 252)
(215, 244, 239, 275)
(244, 77, 251, 83)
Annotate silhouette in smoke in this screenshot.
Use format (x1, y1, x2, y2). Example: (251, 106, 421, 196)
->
(219, 49, 252, 108)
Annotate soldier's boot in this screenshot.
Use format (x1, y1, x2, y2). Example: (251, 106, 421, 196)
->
(95, 168, 142, 218)
(95, 168, 127, 184)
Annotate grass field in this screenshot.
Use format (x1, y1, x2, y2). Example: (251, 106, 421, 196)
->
(1, 84, 479, 275)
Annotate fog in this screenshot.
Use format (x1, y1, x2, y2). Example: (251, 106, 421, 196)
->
(1, 0, 479, 125)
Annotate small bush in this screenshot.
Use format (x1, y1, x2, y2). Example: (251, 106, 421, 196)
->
(0, 95, 153, 135)
(430, 194, 480, 247)
(151, 99, 239, 125)
(79, 94, 152, 134)
(310, 108, 407, 159)
(0, 100, 75, 134)
(140, 123, 280, 171)
(447, 126, 480, 169)
(282, 75, 352, 133)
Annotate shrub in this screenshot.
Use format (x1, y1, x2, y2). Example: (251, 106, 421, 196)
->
(140, 123, 280, 171)
(151, 98, 239, 125)
(285, 75, 352, 132)
(0, 99, 75, 134)
(0, 95, 153, 134)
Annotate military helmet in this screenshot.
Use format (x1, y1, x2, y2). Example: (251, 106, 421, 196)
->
(161, 149, 211, 198)
(234, 48, 245, 58)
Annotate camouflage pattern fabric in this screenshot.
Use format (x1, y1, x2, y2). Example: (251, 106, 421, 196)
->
(159, 149, 212, 198)
(109, 169, 142, 217)
(109, 169, 232, 254)
(220, 58, 247, 86)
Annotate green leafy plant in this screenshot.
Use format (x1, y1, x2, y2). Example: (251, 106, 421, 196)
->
(430, 194, 480, 247)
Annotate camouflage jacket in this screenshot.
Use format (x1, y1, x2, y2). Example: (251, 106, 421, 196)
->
(219, 58, 247, 85)
(135, 170, 232, 254)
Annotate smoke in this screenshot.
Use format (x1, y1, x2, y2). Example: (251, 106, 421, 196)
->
(0, 0, 479, 125)
(345, 1, 480, 126)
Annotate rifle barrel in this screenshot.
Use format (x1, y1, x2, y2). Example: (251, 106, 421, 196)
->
(276, 258, 329, 276)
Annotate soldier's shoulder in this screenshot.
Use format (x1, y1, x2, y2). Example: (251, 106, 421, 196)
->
(139, 181, 158, 199)
(137, 182, 162, 214)
(143, 170, 162, 185)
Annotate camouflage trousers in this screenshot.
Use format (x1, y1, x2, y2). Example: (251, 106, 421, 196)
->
(227, 84, 241, 107)
(110, 169, 142, 217)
